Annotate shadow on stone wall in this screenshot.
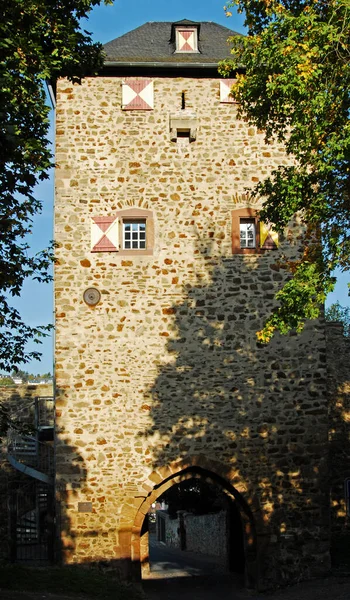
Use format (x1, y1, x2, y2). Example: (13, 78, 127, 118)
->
(326, 323, 350, 568)
(139, 242, 330, 587)
(54, 392, 88, 565)
(54, 394, 140, 578)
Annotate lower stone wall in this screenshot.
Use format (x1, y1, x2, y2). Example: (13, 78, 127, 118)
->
(162, 512, 181, 549)
(327, 323, 350, 568)
(156, 509, 227, 563)
(184, 511, 227, 562)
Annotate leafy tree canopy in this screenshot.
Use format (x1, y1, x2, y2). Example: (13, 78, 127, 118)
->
(0, 0, 110, 371)
(221, 0, 350, 342)
(325, 301, 350, 336)
(0, 376, 15, 387)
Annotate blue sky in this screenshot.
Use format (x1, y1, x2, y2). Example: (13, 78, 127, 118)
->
(10, 0, 349, 374)
(86, 1, 246, 43)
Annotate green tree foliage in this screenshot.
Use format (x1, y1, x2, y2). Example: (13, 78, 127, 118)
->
(10, 369, 29, 382)
(325, 301, 350, 336)
(222, 0, 350, 341)
(0, 376, 14, 386)
(0, 0, 110, 371)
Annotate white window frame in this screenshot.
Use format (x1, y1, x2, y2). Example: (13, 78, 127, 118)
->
(240, 218, 256, 249)
(122, 220, 147, 250)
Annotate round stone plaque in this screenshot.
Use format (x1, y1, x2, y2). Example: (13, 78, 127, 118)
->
(83, 287, 101, 306)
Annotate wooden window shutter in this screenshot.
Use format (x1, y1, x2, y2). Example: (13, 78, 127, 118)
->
(259, 221, 278, 249)
(122, 80, 154, 110)
(220, 79, 238, 104)
(177, 29, 196, 52)
(91, 216, 119, 252)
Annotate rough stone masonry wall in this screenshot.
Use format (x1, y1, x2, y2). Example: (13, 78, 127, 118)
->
(157, 510, 228, 563)
(184, 511, 228, 561)
(55, 75, 330, 587)
(326, 323, 350, 567)
(157, 511, 180, 549)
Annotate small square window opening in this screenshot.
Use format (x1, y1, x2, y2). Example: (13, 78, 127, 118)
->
(240, 218, 256, 249)
(123, 220, 146, 250)
(177, 129, 191, 138)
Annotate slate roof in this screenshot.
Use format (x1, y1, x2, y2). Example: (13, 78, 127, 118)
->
(103, 20, 240, 65)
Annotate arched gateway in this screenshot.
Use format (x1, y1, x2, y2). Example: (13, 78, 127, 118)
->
(119, 457, 266, 591)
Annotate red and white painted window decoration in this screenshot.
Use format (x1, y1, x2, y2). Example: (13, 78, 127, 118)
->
(122, 80, 154, 110)
(91, 216, 119, 252)
(220, 79, 238, 104)
(176, 28, 198, 52)
(259, 221, 279, 250)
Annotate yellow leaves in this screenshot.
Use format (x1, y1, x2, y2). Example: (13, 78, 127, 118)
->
(236, 72, 246, 85)
(280, 38, 318, 81)
(256, 323, 275, 344)
(231, 73, 246, 100)
(282, 44, 294, 56)
(260, 0, 287, 15)
(297, 60, 316, 80)
(220, 61, 233, 76)
(274, 3, 286, 15)
(250, 34, 262, 49)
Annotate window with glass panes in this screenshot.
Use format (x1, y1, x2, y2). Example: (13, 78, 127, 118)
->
(123, 220, 146, 250)
(240, 218, 256, 248)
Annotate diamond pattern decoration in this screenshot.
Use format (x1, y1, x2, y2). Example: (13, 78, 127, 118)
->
(91, 216, 119, 252)
(122, 80, 154, 110)
(178, 29, 196, 52)
(220, 79, 238, 104)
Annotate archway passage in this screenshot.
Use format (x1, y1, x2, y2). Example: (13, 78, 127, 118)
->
(147, 477, 245, 578)
(131, 465, 259, 591)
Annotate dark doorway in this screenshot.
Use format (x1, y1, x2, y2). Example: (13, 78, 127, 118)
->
(146, 476, 245, 579)
(228, 500, 245, 574)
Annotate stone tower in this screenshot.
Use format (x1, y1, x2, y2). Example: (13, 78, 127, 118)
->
(54, 19, 330, 590)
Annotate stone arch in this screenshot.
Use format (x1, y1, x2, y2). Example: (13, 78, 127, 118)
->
(120, 455, 267, 591)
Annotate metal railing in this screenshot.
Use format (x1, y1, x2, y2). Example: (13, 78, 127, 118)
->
(7, 430, 54, 478)
(9, 479, 54, 563)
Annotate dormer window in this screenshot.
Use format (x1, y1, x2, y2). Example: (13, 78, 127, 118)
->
(171, 20, 200, 54)
(175, 27, 198, 53)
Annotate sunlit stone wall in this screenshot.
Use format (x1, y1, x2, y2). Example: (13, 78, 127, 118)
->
(54, 75, 330, 587)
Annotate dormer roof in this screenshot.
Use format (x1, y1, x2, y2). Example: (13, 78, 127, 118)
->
(103, 20, 240, 67)
(170, 19, 200, 47)
(172, 19, 199, 26)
